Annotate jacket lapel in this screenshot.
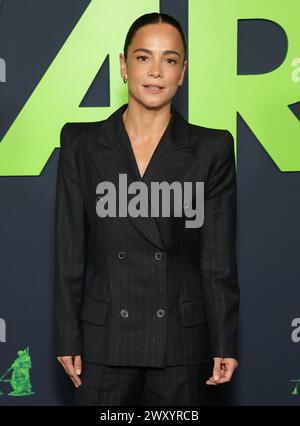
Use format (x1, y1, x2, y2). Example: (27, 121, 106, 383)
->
(89, 103, 195, 250)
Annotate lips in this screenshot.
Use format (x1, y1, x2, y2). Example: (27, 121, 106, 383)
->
(143, 84, 164, 88)
(143, 84, 164, 92)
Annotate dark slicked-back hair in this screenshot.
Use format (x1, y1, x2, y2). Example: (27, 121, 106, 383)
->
(123, 12, 187, 63)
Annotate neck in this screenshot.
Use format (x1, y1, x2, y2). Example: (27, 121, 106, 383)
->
(122, 99, 172, 142)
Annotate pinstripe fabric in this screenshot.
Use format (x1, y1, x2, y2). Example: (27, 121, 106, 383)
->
(54, 103, 240, 368)
(73, 360, 215, 406)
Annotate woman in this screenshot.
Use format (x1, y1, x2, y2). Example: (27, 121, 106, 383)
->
(54, 12, 240, 406)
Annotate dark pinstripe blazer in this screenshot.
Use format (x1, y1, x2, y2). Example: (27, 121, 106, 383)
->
(54, 102, 240, 368)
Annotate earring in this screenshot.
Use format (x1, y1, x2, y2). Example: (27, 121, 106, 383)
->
(123, 77, 127, 83)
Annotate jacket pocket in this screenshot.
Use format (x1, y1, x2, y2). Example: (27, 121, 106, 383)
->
(80, 295, 109, 326)
(179, 299, 207, 327)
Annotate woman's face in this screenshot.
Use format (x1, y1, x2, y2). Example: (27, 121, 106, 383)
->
(120, 22, 187, 109)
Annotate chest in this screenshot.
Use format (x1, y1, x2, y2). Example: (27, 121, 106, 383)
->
(128, 138, 160, 179)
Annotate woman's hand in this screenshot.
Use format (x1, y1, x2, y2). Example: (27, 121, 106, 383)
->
(57, 355, 82, 388)
(206, 357, 238, 385)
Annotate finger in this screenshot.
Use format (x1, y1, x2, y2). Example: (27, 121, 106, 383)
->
(61, 357, 82, 386)
(71, 375, 82, 387)
(206, 375, 220, 385)
(62, 359, 75, 376)
(208, 372, 221, 384)
(215, 365, 236, 384)
(63, 356, 75, 370)
(224, 360, 238, 371)
(213, 359, 222, 381)
(220, 364, 228, 378)
(74, 355, 82, 376)
(57, 356, 70, 367)
(222, 366, 235, 381)
(61, 358, 78, 379)
(70, 376, 81, 388)
(216, 376, 231, 384)
(68, 367, 82, 387)
(60, 356, 73, 367)
(68, 362, 82, 387)
(59, 358, 70, 372)
(206, 379, 218, 385)
(58, 358, 81, 387)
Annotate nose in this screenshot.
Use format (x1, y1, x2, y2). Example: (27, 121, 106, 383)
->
(148, 58, 162, 78)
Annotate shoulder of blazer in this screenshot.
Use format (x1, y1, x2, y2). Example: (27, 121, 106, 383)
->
(187, 121, 234, 163)
(59, 120, 104, 152)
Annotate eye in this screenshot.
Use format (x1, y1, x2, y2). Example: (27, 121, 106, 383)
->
(165, 58, 177, 64)
(136, 55, 149, 62)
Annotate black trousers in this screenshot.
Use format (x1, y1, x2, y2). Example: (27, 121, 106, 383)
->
(73, 359, 216, 406)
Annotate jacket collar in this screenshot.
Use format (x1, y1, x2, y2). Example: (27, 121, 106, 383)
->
(95, 103, 191, 151)
(91, 103, 195, 251)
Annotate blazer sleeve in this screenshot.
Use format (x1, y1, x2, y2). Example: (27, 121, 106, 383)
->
(54, 123, 89, 357)
(199, 130, 240, 359)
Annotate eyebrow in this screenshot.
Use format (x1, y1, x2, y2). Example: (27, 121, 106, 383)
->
(132, 48, 181, 57)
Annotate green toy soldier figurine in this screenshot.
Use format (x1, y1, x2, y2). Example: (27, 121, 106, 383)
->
(0, 347, 34, 397)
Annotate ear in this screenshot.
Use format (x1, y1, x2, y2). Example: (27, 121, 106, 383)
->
(119, 53, 127, 80)
(179, 60, 188, 86)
